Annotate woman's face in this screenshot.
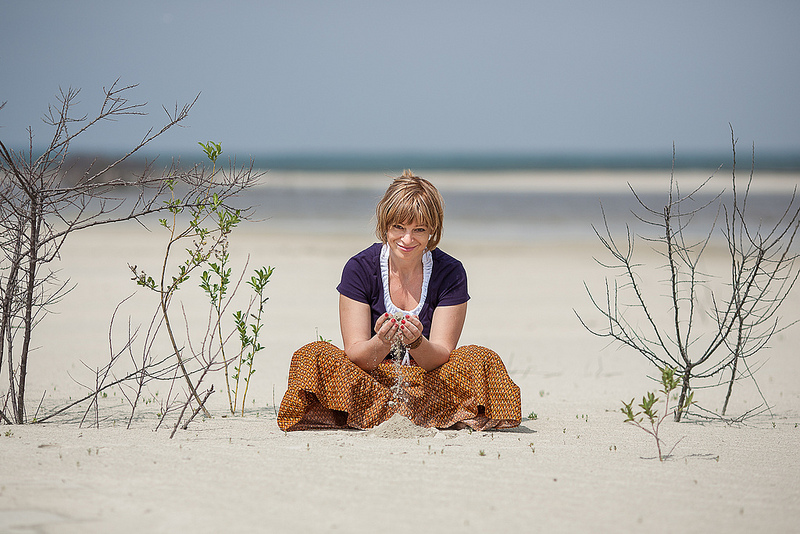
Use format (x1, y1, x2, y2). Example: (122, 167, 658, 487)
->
(386, 219, 430, 262)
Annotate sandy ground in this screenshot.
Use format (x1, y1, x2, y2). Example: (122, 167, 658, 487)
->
(2, 171, 799, 533)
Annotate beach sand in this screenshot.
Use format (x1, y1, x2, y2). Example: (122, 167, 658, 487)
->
(1, 171, 799, 533)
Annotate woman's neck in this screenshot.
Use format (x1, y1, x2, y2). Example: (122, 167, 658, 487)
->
(388, 252, 423, 279)
(387, 252, 423, 311)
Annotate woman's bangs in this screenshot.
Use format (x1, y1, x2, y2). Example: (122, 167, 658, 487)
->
(390, 197, 433, 229)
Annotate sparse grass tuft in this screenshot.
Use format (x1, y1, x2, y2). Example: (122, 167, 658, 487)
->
(621, 366, 693, 461)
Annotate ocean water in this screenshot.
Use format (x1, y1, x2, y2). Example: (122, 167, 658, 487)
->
(245, 170, 799, 243)
(239, 151, 800, 172)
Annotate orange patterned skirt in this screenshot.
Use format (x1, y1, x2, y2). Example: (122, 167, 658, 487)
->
(277, 341, 521, 431)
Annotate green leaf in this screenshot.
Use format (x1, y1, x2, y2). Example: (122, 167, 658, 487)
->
(621, 399, 637, 422)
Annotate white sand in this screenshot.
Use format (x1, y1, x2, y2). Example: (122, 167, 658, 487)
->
(366, 413, 437, 439)
(2, 171, 799, 533)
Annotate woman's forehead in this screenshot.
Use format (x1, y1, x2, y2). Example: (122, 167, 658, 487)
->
(393, 218, 427, 228)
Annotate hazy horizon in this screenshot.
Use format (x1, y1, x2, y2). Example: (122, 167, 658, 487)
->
(2, 1, 799, 164)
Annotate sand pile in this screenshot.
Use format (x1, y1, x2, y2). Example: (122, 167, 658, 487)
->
(366, 413, 437, 438)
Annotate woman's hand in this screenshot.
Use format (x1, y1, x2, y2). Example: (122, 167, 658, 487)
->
(340, 295, 466, 372)
(341, 296, 406, 371)
(374, 312, 401, 346)
(407, 304, 467, 371)
(376, 313, 423, 347)
(396, 314, 423, 346)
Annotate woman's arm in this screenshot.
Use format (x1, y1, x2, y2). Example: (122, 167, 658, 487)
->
(404, 302, 467, 371)
(339, 294, 397, 371)
(339, 294, 467, 373)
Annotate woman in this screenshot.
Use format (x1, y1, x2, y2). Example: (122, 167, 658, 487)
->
(277, 170, 521, 430)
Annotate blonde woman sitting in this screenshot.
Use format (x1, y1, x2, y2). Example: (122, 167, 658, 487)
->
(278, 170, 520, 431)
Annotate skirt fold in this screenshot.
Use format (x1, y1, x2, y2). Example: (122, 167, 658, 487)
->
(277, 341, 521, 431)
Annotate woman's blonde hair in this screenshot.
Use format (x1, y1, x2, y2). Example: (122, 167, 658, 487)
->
(375, 170, 445, 251)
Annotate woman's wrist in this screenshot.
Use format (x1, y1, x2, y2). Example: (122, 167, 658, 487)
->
(406, 335, 423, 350)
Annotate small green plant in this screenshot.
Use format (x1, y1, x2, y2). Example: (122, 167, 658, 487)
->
(232, 266, 274, 415)
(478, 450, 486, 457)
(315, 328, 332, 343)
(527, 411, 538, 420)
(130, 141, 273, 425)
(199, 226, 234, 407)
(198, 141, 223, 163)
(131, 169, 236, 415)
(621, 366, 694, 461)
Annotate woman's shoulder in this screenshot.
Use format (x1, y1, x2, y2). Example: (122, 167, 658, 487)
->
(338, 243, 382, 298)
(431, 247, 464, 269)
(349, 242, 383, 263)
(430, 248, 468, 285)
(342, 243, 383, 274)
(429, 247, 469, 302)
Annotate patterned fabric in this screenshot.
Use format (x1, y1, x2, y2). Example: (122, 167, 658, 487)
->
(277, 341, 521, 431)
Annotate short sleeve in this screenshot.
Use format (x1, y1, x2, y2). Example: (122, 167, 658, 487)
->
(336, 243, 382, 305)
(337, 255, 370, 304)
(432, 254, 470, 307)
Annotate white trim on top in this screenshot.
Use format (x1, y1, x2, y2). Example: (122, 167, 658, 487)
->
(380, 244, 433, 365)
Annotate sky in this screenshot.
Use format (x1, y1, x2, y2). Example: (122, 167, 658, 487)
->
(1, 1, 799, 163)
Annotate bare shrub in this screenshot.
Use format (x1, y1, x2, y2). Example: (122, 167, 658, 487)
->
(579, 127, 800, 422)
(0, 81, 259, 424)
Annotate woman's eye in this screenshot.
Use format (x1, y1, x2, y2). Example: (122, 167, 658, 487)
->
(413, 228, 427, 233)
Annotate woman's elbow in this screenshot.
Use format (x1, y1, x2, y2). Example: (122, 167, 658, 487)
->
(344, 347, 381, 372)
(419, 351, 451, 372)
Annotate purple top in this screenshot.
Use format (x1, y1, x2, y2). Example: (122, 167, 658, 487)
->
(337, 243, 470, 338)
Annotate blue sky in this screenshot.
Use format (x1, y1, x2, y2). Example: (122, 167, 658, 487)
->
(1, 1, 799, 161)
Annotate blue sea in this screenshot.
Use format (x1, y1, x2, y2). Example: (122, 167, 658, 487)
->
(245, 166, 799, 244)
(241, 151, 800, 173)
(78, 149, 798, 244)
